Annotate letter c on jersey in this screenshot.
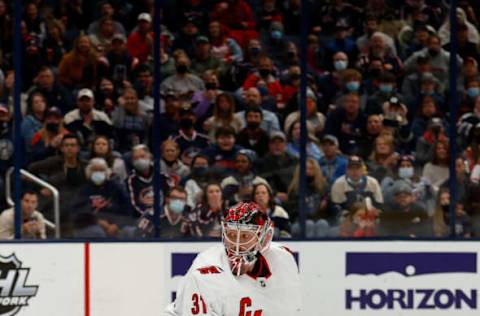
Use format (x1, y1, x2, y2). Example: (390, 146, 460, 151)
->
(239, 297, 263, 316)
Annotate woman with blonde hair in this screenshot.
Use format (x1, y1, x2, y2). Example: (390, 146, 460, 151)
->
(57, 34, 98, 89)
(203, 93, 242, 141)
(287, 157, 330, 238)
(366, 134, 398, 182)
(160, 139, 190, 183)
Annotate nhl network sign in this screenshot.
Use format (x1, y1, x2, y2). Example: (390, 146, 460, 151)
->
(0, 254, 38, 315)
(345, 252, 477, 311)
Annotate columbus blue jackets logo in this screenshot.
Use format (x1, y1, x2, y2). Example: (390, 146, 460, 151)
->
(0, 254, 38, 315)
(345, 252, 478, 311)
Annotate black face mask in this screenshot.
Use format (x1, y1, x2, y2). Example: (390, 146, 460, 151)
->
(176, 65, 188, 74)
(290, 73, 300, 81)
(259, 69, 270, 77)
(46, 123, 59, 133)
(442, 204, 450, 214)
(250, 47, 260, 56)
(247, 122, 260, 130)
(205, 82, 217, 90)
(179, 118, 194, 130)
(287, 51, 296, 59)
(192, 166, 208, 178)
(369, 68, 382, 78)
(428, 48, 440, 57)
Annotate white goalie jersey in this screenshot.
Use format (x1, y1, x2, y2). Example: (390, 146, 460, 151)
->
(164, 242, 301, 316)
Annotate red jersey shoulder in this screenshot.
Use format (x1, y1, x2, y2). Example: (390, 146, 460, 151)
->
(196, 265, 224, 275)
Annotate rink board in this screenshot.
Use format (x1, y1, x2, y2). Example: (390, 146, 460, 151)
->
(0, 241, 477, 315)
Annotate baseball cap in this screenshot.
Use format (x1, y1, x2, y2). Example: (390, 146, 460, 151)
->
(269, 131, 287, 142)
(393, 181, 412, 195)
(138, 13, 152, 23)
(347, 155, 363, 168)
(195, 35, 210, 45)
(0, 103, 9, 113)
(77, 88, 94, 100)
(112, 33, 126, 43)
(321, 134, 339, 146)
(45, 106, 62, 118)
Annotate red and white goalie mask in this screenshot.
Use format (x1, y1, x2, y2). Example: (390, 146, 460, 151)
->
(222, 202, 273, 276)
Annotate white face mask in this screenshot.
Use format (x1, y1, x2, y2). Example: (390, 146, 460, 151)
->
(398, 167, 414, 179)
(169, 199, 185, 214)
(91, 171, 107, 185)
(334, 60, 348, 71)
(133, 158, 151, 172)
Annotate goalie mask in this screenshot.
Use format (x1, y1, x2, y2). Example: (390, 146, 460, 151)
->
(222, 202, 273, 276)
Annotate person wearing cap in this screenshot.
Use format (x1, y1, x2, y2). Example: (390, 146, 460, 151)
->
(236, 108, 270, 157)
(171, 16, 201, 58)
(127, 13, 153, 64)
(170, 102, 210, 155)
(30, 106, 69, 161)
(378, 179, 431, 237)
(111, 88, 150, 153)
(57, 35, 98, 89)
(160, 54, 205, 96)
(331, 155, 383, 217)
(107, 33, 137, 83)
(220, 149, 268, 205)
(64, 88, 113, 148)
(256, 131, 297, 201)
(319, 135, 348, 185)
(191, 35, 226, 77)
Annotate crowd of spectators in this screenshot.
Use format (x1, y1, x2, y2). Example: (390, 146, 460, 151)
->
(0, 0, 480, 239)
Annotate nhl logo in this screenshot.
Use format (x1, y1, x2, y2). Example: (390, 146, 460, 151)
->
(0, 254, 38, 315)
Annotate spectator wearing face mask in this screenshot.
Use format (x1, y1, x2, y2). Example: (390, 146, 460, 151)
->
(365, 71, 403, 115)
(242, 55, 286, 107)
(30, 106, 69, 162)
(331, 155, 383, 216)
(127, 144, 172, 218)
(236, 108, 270, 158)
(72, 158, 132, 238)
(170, 103, 210, 155)
(158, 186, 193, 239)
(381, 155, 436, 216)
(317, 51, 350, 105)
(333, 69, 367, 109)
(160, 53, 205, 96)
(183, 154, 211, 209)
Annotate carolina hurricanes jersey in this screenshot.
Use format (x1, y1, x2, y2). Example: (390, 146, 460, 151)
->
(164, 242, 301, 316)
